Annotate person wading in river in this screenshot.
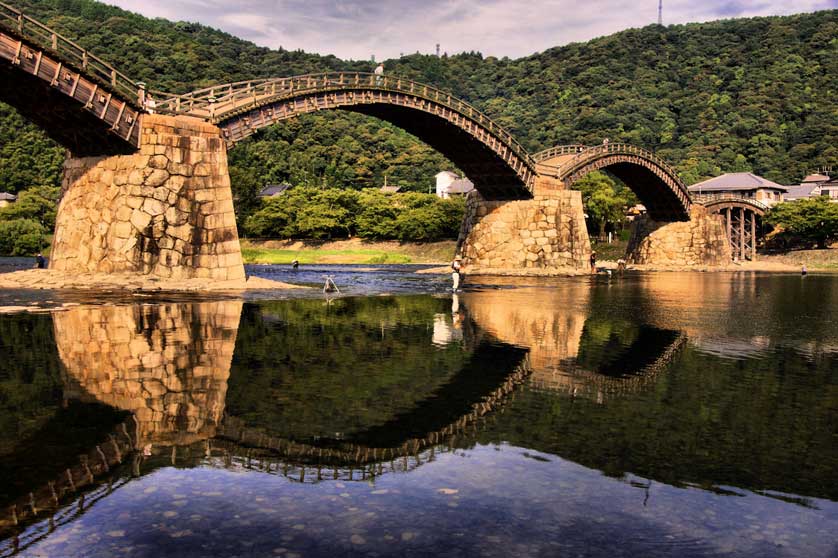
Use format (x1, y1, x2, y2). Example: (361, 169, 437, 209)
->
(451, 256, 463, 291)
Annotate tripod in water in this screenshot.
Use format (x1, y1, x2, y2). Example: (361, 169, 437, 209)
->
(323, 275, 340, 294)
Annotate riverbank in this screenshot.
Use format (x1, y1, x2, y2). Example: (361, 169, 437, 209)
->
(0, 269, 307, 292)
(241, 239, 457, 265)
(757, 248, 838, 270)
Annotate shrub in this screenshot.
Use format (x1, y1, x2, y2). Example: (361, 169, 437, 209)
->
(243, 187, 464, 242)
(765, 197, 838, 249)
(0, 219, 48, 256)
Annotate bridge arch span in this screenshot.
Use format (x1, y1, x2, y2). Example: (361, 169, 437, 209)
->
(154, 74, 537, 200)
(535, 143, 692, 221)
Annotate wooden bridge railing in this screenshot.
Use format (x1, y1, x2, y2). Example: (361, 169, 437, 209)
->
(151, 72, 536, 171)
(532, 144, 588, 162)
(0, 1, 142, 106)
(559, 143, 683, 183)
(694, 193, 770, 213)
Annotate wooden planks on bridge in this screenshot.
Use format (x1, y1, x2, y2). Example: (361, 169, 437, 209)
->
(0, 28, 141, 148)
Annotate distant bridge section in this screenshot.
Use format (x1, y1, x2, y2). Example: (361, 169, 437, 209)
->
(0, 1, 142, 155)
(535, 143, 692, 221)
(152, 74, 538, 199)
(698, 196, 768, 260)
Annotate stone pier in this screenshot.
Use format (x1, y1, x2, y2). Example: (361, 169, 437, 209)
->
(626, 205, 731, 266)
(457, 178, 591, 273)
(50, 114, 245, 283)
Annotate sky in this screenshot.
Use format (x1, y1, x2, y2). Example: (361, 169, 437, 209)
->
(101, 0, 838, 61)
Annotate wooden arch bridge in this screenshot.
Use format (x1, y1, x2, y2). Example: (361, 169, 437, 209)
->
(0, 0, 766, 274)
(0, 1, 692, 211)
(534, 144, 692, 221)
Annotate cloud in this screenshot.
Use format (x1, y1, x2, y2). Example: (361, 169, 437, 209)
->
(102, 0, 838, 60)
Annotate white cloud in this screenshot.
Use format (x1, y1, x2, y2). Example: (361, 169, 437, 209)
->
(102, 0, 838, 60)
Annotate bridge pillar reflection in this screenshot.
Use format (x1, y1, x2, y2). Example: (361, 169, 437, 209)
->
(56, 300, 243, 447)
(457, 176, 592, 273)
(50, 114, 245, 283)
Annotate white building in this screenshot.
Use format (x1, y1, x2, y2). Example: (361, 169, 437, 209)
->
(435, 171, 474, 199)
(0, 192, 16, 208)
(785, 173, 838, 202)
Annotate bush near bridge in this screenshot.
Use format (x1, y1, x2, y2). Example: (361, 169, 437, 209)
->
(244, 188, 464, 242)
(0, 219, 48, 256)
(0, 186, 57, 256)
(765, 197, 838, 250)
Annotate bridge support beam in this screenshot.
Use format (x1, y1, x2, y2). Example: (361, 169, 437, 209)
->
(457, 177, 591, 273)
(626, 205, 731, 267)
(50, 115, 245, 283)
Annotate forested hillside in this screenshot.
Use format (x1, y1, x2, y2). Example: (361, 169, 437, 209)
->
(0, 0, 836, 198)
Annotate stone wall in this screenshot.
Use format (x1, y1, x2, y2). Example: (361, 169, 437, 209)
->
(457, 179, 591, 273)
(50, 114, 245, 283)
(626, 205, 731, 266)
(56, 301, 242, 446)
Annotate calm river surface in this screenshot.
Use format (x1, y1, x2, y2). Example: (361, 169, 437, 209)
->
(0, 270, 836, 557)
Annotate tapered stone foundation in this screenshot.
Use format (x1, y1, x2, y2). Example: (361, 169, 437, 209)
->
(457, 178, 591, 274)
(626, 205, 731, 266)
(50, 114, 245, 283)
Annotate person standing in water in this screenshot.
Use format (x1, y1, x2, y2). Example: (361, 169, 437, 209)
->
(451, 256, 462, 291)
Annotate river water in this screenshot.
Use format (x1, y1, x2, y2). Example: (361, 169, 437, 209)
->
(0, 268, 836, 557)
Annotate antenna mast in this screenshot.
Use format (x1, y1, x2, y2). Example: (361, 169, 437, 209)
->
(658, 0, 663, 26)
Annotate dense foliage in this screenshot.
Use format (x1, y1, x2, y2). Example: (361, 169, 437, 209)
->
(573, 172, 637, 236)
(766, 197, 838, 249)
(0, 0, 835, 237)
(0, 186, 57, 255)
(244, 187, 464, 241)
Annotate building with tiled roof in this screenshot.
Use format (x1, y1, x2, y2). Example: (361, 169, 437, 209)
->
(0, 192, 16, 208)
(258, 183, 291, 198)
(688, 173, 787, 207)
(784, 172, 837, 202)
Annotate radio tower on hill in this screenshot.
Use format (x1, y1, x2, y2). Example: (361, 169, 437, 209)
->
(658, 0, 663, 26)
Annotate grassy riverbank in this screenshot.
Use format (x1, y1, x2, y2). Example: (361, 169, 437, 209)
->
(240, 239, 457, 265)
(758, 248, 838, 270)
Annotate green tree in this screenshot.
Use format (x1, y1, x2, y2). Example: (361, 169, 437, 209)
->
(0, 219, 48, 256)
(765, 197, 838, 249)
(243, 187, 463, 241)
(572, 172, 636, 237)
(0, 186, 60, 228)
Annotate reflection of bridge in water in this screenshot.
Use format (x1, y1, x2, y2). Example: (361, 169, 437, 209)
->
(0, 291, 690, 550)
(459, 284, 688, 399)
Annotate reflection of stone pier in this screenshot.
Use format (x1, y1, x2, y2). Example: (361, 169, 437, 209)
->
(459, 285, 590, 385)
(1, 301, 243, 544)
(56, 301, 242, 447)
(460, 285, 688, 399)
